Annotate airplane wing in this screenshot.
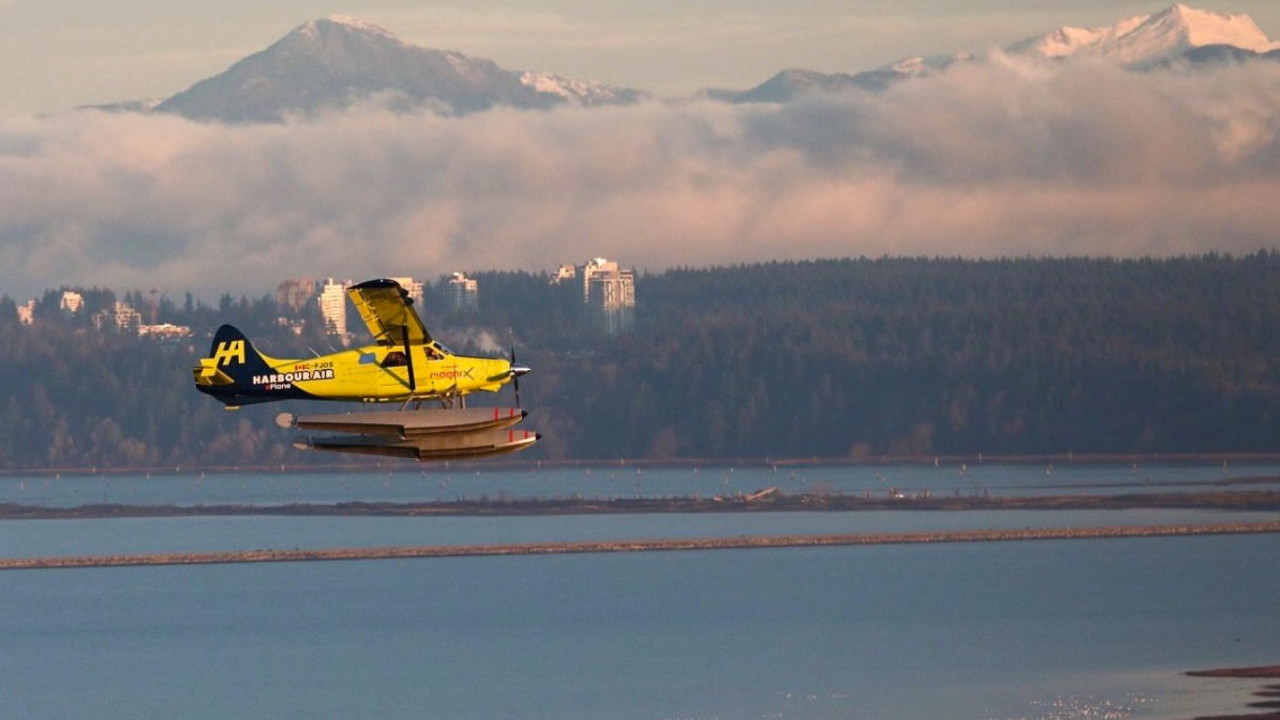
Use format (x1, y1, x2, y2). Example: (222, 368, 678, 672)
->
(347, 278, 431, 347)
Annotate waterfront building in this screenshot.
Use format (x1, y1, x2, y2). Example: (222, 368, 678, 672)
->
(91, 302, 142, 333)
(550, 265, 576, 285)
(275, 317, 307, 335)
(447, 272, 479, 312)
(16, 299, 35, 325)
(276, 278, 318, 313)
(581, 258, 636, 336)
(113, 301, 142, 333)
(549, 258, 637, 336)
(59, 291, 83, 314)
(139, 323, 193, 341)
(318, 277, 351, 336)
(389, 277, 425, 306)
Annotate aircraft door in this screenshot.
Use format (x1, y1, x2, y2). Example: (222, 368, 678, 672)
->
(375, 348, 414, 396)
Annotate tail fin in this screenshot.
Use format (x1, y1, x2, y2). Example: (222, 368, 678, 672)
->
(192, 325, 278, 405)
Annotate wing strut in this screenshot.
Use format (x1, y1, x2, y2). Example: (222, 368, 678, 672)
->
(402, 324, 416, 393)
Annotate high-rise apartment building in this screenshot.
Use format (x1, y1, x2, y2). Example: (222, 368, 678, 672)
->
(276, 278, 318, 312)
(580, 258, 635, 335)
(113, 301, 141, 333)
(447, 272, 479, 312)
(318, 278, 351, 336)
(16, 299, 35, 325)
(60, 291, 83, 314)
(90, 301, 140, 333)
(389, 277, 425, 306)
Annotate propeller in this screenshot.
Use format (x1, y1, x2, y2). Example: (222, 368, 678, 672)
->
(508, 330, 531, 409)
(510, 343, 522, 409)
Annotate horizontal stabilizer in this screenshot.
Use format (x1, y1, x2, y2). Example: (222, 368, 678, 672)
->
(297, 427, 540, 461)
(278, 407, 527, 438)
(192, 358, 235, 386)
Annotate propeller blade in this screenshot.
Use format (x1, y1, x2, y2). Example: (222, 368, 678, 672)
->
(510, 337, 522, 409)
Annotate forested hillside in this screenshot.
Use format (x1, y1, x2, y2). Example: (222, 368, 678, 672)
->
(3, 254, 1279, 470)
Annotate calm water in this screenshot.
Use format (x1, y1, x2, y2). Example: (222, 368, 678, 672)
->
(0, 467, 1277, 720)
(2, 461, 1278, 507)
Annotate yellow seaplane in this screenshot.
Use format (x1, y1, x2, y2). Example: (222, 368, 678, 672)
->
(192, 278, 537, 461)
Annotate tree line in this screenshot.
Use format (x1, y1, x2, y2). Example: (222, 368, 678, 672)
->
(2, 253, 1279, 469)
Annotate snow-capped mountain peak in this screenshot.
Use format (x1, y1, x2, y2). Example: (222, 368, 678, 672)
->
(153, 16, 645, 123)
(516, 71, 647, 107)
(1008, 3, 1280, 66)
(1164, 4, 1278, 50)
(288, 15, 406, 48)
(323, 15, 396, 36)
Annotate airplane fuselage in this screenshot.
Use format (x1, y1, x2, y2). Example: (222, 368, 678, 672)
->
(263, 342, 510, 402)
(196, 330, 514, 407)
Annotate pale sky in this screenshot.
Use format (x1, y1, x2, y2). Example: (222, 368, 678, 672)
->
(2, 0, 1280, 298)
(2, 0, 1279, 116)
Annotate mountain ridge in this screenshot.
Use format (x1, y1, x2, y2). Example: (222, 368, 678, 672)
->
(1008, 3, 1279, 65)
(153, 16, 642, 123)
(95, 5, 1280, 121)
(715, 3, 1280, 104)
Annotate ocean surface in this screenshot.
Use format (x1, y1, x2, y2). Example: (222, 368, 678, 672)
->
(0, 464, 1277, 720)
(2, 459, 1278, 507)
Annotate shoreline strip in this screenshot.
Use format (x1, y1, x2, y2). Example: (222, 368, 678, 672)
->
(3, 521, 1279, 571)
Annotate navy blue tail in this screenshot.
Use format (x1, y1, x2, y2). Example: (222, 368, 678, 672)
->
(195, 325, 287, 406)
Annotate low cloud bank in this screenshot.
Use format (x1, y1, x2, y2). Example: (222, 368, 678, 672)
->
(1, 56, 1278, 298)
